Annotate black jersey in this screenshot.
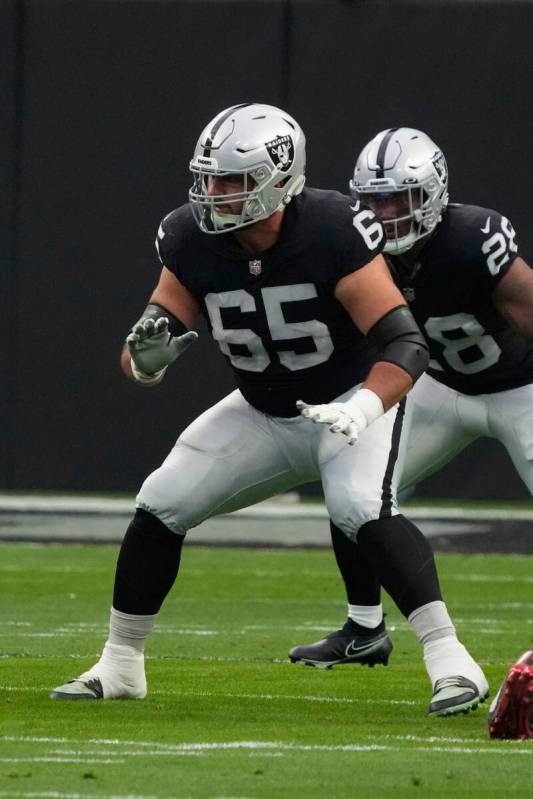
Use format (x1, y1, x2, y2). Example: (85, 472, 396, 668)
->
(387, 203, 533, 395)
(156, 188, 385, 416)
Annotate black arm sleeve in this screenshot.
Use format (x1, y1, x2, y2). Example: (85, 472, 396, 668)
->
(367, 305, 429, 383)
(130, 303, 188, 337)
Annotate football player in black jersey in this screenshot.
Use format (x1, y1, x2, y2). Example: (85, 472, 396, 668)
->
(289, 126, 533, 724)
(49, 107, 487, 716)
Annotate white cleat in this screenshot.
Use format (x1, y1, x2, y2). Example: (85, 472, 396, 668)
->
(424, 636, 489, 717)
(429, 675, 489, 717)
(49, 642, 147, 700)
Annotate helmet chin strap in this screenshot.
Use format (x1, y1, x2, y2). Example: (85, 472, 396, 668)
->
(211, 209, 243, 230)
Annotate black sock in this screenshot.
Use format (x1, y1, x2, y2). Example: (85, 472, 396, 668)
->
(356, 514, 442, 618)
(113, 509, 183, 615)
(330, 521, 381, 606)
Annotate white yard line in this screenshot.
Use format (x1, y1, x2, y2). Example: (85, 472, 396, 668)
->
(1, 740, 532, 758)
(170, 690, 418, 706)
(0, 618, 514, 634)
(0, 793, 158, 799)
(451, 574, 533, 583)
(0, 628, 219, 638)
(0, 687, 417, 705)
(0, 757, 124, 764)
(2, 734, 532, 760)
(0, 566, 93, 573)
(47, 749, 201, 758)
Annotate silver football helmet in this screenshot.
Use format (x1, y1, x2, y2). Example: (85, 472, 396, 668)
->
(189, 103, 306, 234)
(350, 128, 449, 255)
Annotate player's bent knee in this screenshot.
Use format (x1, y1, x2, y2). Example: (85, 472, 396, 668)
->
(136, 469, 189, 536)
(129, 507, 182, 542)
(327, 491, 385, 541)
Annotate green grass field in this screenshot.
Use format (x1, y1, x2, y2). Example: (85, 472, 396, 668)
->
(1, 542, 532, 799)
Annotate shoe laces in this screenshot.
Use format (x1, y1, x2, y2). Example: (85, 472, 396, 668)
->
(434, 676, 475, 694)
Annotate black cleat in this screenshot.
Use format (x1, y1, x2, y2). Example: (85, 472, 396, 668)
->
(288, 619, 393, 669)
(429, 676, 488, 717)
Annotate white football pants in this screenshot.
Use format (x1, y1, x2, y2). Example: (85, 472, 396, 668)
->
(136, 385, 407, 540)
(401, 373, 533, 494)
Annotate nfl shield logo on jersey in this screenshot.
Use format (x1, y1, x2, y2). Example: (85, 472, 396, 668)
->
(403, 286, 416, 303)
(249, 259, 262, 276)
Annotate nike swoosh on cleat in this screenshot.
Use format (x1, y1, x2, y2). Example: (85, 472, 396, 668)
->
(344, 639, 379, 657)
(83, 677, 104, 698)
(49, 677, 104, 700)
(481, 216, 491, 234)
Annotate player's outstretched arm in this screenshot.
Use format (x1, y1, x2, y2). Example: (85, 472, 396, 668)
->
(121, 266, 200, 386)
(297, 255, 429, 445)
(493, 256, 533, 342)
(335, 254, 428, 405)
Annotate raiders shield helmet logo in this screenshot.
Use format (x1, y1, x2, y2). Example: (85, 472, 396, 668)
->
(265, 135, 294, 173)
(432, 151, 447, 184)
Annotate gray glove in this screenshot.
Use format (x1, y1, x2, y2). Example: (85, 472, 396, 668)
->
(126, 317, 198, 385)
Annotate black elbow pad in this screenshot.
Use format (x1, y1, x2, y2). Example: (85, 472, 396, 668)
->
(367, 305, 429, 383)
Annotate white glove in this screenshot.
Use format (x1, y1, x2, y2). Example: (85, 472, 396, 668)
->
(126, 317, 198, 386)
(296, 388, 384, 446)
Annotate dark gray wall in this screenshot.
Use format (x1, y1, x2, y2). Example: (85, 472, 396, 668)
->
(2, 0, 20, 489)
(3, 0, 532, 498)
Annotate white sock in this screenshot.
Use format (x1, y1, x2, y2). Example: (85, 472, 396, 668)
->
(408, 600, 456, 644)
(423, 636, 488, 693)
(108, 607, 157, 652)
(79, 640, 147, 699)
(347, 603, 383, 629)
(408, 601, 487, 692)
